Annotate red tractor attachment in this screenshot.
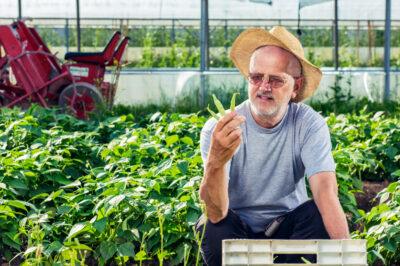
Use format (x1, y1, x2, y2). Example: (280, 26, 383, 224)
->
(0, 20, 129, 119)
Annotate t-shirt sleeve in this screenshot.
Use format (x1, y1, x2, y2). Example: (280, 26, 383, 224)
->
(300, 113, 336, 178)
(200, 118, 216, 166)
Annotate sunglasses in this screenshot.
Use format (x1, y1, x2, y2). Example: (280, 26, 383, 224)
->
(248, 73, 299, 89)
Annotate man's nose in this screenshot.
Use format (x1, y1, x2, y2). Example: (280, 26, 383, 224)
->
(259, 79, 272, 91)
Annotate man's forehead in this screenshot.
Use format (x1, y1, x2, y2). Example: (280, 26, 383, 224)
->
(249, 45, 302, 75)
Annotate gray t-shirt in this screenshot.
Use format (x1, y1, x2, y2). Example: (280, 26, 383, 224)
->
(200, 100, 336, 233)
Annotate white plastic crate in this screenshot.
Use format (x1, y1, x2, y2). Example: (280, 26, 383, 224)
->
(222, 239, 367, 266)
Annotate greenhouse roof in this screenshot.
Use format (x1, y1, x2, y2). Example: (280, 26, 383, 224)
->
(1, 0, 399, 21)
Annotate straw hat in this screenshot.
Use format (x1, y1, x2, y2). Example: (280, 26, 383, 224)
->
(230, 26, 322, 102)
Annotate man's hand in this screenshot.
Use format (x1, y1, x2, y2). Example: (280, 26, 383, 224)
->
(207, 112, 246, 169)
(199, 112, 246, 223)
(309, 172, 350, 239)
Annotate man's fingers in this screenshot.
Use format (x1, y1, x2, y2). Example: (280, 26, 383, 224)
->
(227, 134, 242, 149)
(225, 128, 242, 147)
(211, 112, 245, 155)
(220, 115, 246, 136)
(214, 111, 236, 132)
(209, 128, 242, 162)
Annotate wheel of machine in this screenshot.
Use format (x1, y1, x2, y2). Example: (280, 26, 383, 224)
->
(58, 82, 104, 119)
(0, 91, 13, 107)
(0, 94, 5, 107)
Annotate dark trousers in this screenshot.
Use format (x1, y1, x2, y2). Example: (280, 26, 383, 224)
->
(195, 199, 330, 266)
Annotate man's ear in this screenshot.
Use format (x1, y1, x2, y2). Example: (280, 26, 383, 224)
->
(291, 76, 304, 99)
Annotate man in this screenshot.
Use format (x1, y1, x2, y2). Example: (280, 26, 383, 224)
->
(196, 26, 350, 265)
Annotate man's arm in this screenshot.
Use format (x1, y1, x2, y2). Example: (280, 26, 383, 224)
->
(199, 163, 229, 224)
(309, 171, 350, 239)
(199, 112, 245, 224)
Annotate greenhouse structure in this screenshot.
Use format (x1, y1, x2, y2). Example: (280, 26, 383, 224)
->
(1, 0, 400, 107)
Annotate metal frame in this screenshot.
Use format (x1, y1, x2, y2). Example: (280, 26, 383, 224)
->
(200, 0, 209, 71)
(200, 0, 209, 108)
(76, 0, 81, 52)
(384, 0, 391, 101)
(2, 17, 399, 27)
(10, 0, 395, 102)
(334, 0, 339, 70)
(18, 0, 22, 20)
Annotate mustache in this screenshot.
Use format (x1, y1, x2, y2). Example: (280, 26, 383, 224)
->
(256, 92, 274, 99)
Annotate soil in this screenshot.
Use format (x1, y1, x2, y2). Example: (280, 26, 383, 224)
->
(355, 180, 390, 212)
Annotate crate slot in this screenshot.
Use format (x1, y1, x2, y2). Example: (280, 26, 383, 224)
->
(318, 240, 342, 252)
(272, 240, 318, 253)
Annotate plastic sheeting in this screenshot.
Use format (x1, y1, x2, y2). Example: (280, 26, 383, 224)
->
(0, 0, 398, 21)
(111, 70, 400, 106)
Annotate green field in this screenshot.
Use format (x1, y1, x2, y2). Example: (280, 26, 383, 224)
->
(0, 103, 399, 265)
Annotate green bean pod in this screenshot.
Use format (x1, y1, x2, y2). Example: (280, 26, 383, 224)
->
(212, 94, 226, 116)
(230, 93, 239, 112)
(207, 105, 220, 120)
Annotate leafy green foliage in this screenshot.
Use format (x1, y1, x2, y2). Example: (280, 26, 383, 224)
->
(310, 97, 400, 116)
(353, 178, 400, 265)
(0, 106, 206, 265)
(328, 110, 400, 182)
(0, 104, 399, 264)
(38, 25, 400, 67)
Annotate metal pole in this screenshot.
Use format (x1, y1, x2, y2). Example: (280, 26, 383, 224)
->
(171, 19, 175, 44)
(200, 0, 209, 108)
(384, 0, 391, 101)
(200, 0, 209, 71)
(18, 0, 22, 20)
(76, 0, 81, 52)
(224, 19, 228, 52)
(333, 0, 339, 70)
(65, 19, 70, 52)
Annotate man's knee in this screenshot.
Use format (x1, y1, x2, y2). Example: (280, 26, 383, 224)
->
(305, 200, 327, 226)
(293, 199, 330, 239)
(196, 209, 249, 234)
(195, 210, 250, 266)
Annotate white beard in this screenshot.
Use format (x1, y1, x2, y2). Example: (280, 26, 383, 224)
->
(250, 98, 280, 119)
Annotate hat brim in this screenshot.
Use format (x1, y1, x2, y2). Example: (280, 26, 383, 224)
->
(230, 28, 322, 102)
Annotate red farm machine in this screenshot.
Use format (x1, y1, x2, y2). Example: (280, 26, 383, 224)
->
(0, 20, 129, 119)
